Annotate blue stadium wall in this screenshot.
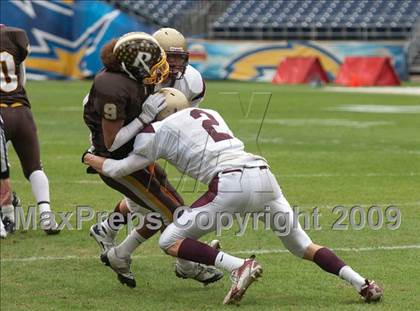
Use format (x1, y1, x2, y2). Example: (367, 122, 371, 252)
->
(0, 0, 156, 79)
(0, 0, 408, 81)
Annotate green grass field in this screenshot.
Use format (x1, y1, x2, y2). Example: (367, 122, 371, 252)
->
(1, 81, 419, 310)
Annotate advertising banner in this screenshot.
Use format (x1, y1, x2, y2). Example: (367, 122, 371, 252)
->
(0, 0, 155, 79)
(189, 40, 407, 81)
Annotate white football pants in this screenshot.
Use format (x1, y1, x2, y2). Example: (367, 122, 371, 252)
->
(159, 167, 312, 257)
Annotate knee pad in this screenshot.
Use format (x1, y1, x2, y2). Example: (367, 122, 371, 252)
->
(281, 227, 313, 258)
(159, 226, 177, 253)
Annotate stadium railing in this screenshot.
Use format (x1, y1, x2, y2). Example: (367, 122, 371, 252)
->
(408, 20, 420, 74)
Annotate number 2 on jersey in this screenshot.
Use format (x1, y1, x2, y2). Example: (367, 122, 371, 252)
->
(190, 109, 232, 142)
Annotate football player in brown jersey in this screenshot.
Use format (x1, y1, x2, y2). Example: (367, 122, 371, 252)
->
(1, 115, 11, 238)
(83, 32, 221, 287)
(0, 25, 59, 234)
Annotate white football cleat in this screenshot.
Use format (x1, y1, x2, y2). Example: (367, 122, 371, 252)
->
(89, 224, 116, 252)
(175, 261, 224, 285)
(0, 218, 7, 239)
(2, 216, 15, 234)
(223, 256, 263, 305)
(101, 247, 136, 288)
(175, 239, 224, 285)
(40, 212, 60, 235)
(360, 279, 383, 302)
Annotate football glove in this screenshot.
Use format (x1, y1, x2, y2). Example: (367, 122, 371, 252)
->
(138, 93, 166, 125)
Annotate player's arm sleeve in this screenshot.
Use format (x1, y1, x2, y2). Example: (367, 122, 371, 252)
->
(95, 96, 126, 122)
(19, 62, 26, 87)
(14, 29, 30, 61)
(94, 76, 148, 152)
(102, 154, 152, 178)
(108, 117, 145, 152)
(94, 76, 128, 122)
(101, 126, 158, 178)
(132, 125, 160, 160)
(108, 92, 166, 151)
(187, 67, 206, 107)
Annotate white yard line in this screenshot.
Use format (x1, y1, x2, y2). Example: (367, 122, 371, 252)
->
(328, 104, 420, 114)
(240, 118, 394, 128)
(1, 244, 419, 263)
(233, 244, 420, 255)
(324, 86, 420, 96)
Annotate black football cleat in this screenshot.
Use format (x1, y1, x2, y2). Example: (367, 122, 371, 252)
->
(12, 192, 21, 208)
(2, 217, 15, 234)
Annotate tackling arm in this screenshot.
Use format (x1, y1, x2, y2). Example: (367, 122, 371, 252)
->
(107, 93, 166, 152)
(83, 153, 152, 178)
(107, 117, 145, 152)
(102, 118, 124, 150)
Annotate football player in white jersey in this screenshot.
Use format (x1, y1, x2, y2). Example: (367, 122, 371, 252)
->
(153, 28, 205, 106)
(84, 89, 383, 306)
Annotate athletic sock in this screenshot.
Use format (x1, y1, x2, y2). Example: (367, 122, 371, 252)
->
(1, 204, 15, 222)
(177, 238, 220, 266)
(313, 247, 365, 291)
(101, 218, 119, 238)
(214, 251, 245, 272)
(115, 229, 146, 258)
(338, 265, 366, 292)
(313, 247, 346, 275)
(103, 200, 128, 236)
(29, 170, 51, 214)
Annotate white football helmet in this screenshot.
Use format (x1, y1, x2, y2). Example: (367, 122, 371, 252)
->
(156, 87, 189, 120)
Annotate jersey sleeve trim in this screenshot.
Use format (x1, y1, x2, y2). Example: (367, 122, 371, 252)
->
(141, 124, 155, 133)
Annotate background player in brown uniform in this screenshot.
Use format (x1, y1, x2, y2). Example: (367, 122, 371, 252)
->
(1, 115, 12, 238)
(83, 32, 194, 287)
(0, 25, 59, 234)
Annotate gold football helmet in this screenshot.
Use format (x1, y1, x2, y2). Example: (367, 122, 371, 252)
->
(152, 28, 189, 80)
(156, 87, 189, 120)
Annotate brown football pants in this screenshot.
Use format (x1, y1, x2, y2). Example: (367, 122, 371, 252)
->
(0, 105, 42, 179)
(100, 163, 184, 224)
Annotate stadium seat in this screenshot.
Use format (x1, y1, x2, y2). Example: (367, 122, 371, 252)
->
(107, 0, 196, 27)
(210, 0, 420, 39)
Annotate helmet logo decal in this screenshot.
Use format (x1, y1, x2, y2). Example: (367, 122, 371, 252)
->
(133, 51, 152, 74)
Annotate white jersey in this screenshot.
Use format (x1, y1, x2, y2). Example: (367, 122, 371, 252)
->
(156, 65, 205, 107)
(133, 108, 267, 184)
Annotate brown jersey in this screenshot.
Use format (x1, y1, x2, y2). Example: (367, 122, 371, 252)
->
(83, 69, 152, 159)
(0, 26, 30, 107)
